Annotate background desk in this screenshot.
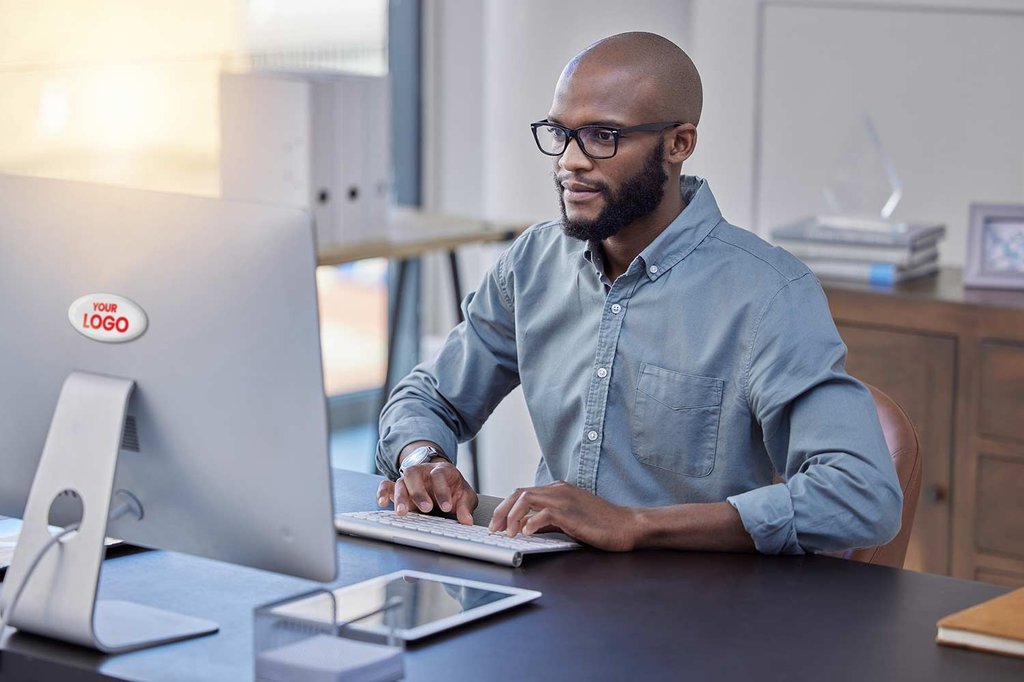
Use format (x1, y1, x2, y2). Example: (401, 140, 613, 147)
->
(315, 208, 526, 268)
(2, 469, 1023, 681)
(318, 209, 528, 488)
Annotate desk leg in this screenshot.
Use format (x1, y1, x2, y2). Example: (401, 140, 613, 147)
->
(448, 250, 481, 492)
(375, 257, 410, 471)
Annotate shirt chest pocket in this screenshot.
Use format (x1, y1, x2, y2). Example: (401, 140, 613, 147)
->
(631, 363, 724, 477)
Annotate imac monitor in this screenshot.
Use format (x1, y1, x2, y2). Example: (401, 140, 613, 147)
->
(0, 174, 337, 652)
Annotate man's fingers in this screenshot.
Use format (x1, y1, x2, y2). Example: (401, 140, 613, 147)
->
(376, 480, 395, 508)
(506, 489, 548, 537)
(429, 468, 453, 513)
(452, 473, 479, 525)
(393, 479, 411, 515)
(454, 493, 475, 525)
(401, 469, 434, 513)
(522, 508, 556, 536)
(488, 488, 525, 532)
(392, 462, 477, 520)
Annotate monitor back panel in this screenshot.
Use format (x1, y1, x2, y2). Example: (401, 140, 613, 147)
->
(0, 174, 337, 582)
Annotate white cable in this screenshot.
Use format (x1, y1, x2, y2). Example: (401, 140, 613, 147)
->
(0, 499, 135, 634)
(0, 523, 79, 634)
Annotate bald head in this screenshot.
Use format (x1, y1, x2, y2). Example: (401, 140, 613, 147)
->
(560, 32, 702, 126)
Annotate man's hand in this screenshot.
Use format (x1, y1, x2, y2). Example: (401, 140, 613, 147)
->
(488, 480, 639, 551)
(376, 458, 478, 525)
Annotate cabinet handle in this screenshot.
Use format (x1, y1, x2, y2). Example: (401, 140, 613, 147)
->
(928, 484, 948, 503)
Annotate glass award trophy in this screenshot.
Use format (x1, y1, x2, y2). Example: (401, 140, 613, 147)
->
(770, 114, 943, 285)
(820, 114, 903, 230)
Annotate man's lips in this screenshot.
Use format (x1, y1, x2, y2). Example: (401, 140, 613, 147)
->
(561, 181, 603, 203)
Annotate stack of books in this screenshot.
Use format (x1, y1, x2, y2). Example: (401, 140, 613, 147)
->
(771, 216, 945, 286)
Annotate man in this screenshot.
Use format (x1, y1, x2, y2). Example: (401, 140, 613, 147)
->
(375, 32, 902, 555)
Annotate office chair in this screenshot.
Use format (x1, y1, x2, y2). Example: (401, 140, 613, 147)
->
(835, 383, 923, 569)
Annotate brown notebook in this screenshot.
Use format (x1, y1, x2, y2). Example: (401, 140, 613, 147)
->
(937, 587, 1024, 659)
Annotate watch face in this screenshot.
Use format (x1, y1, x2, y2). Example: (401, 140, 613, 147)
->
(402, 446, 436, 471)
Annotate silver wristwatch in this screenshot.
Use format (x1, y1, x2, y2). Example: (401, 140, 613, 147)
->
(399, 445, 449, 476)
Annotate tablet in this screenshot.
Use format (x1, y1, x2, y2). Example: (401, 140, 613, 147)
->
(270, 570, 541, 641)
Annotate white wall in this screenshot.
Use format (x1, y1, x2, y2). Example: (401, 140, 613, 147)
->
(685, 0, 762, 228)
(689, 0, 1024, 263)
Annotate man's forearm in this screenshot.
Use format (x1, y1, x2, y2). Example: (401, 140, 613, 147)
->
(631, 502, 756, 552)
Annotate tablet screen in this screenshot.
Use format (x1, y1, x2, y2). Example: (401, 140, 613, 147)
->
(271, 570, 541, 641)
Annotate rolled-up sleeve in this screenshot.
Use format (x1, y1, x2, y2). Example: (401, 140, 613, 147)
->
(375, 247, 521, 479)
(726, 273, 903, 555)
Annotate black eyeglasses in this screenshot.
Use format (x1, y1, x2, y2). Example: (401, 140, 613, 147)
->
(530, 120, 681, 159)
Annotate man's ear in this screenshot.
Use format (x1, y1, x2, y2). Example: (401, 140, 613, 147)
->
(666, 124, 697, 164)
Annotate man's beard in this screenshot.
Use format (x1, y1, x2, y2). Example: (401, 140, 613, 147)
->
(556, 144, 668, 242)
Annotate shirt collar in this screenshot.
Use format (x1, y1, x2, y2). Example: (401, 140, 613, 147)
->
(582, 176, 723, 281)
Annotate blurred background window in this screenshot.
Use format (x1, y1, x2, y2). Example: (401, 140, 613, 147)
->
(0, 0, 412, 472)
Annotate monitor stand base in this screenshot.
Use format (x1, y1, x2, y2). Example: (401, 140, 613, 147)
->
(0, 371, 219, 653)
(93, 601, 218, 653)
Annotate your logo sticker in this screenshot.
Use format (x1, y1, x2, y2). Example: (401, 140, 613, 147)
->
(68, 294, 148, 343)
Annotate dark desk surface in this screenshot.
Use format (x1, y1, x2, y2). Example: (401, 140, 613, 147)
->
(2, 469, 1022, 681)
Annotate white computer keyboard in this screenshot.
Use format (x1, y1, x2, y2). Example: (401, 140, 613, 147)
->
(334, 510, 580, 567)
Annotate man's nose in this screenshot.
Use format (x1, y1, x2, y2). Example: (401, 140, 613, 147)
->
(558, 136, 593, 173)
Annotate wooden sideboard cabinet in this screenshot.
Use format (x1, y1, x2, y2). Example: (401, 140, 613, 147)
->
(823, 268, 1024, 585)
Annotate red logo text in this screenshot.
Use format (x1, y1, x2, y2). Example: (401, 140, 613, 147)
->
(82, 301, 130, 334)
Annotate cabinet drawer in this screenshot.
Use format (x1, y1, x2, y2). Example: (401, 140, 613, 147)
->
(975, 454, 1024, 559)
(975, 568, 1024, 588)
(979, 341, 1024, 443)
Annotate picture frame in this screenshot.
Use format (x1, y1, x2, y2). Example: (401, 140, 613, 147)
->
(964, 203, 1024, 289)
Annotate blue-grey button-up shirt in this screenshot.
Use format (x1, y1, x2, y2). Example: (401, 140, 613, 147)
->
(377, 176, 902, 555)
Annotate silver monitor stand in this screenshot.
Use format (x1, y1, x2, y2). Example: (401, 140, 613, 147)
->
(4, 373, 216, 652)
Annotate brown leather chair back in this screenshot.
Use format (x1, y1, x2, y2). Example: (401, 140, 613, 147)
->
(835, 383, 923, 568)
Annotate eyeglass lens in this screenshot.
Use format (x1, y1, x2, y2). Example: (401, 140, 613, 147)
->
(535, 125, 617, 158)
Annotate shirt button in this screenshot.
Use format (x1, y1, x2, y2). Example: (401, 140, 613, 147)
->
(611, 303, 622, 314)
(649, 265, 659, 274)
(587, 430, 598, 441)
(596, 367, 608, 378)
